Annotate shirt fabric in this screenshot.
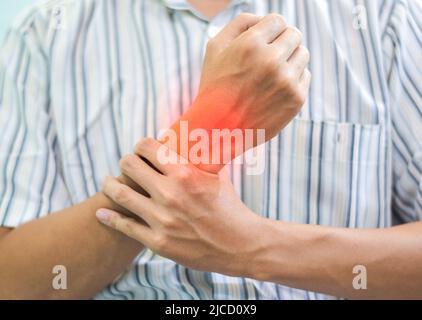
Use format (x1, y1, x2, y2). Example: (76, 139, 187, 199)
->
(0, 0, 422, 300)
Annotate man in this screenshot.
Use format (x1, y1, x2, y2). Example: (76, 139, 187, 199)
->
(0, 0, 421, 300)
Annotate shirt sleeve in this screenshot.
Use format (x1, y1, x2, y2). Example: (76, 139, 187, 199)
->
(383, 0, 422, 223)
(0, 8, 71, 228)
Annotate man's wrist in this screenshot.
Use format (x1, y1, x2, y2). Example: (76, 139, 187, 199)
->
(235, 216, 283, 281)
(245, 219, 339, 285)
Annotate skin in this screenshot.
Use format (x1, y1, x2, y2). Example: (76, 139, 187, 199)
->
(99, 140, 422, 300)
(0, 193, 143, 299)
(188, 0, 231, 19)
(0, 12, 308, 299)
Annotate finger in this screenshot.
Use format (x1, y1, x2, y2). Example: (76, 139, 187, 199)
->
(272, 26, 303, 61)
(119, 154, 164, 196)
(96, 209, 156, 248)
(287, 45, 310, 79)
(212, 13, 261, 50)
(134, 138, 171, 174)
(299, 69, 312, 94)
(135, 138, 188, 176)
(244, 14, 287, 44)
(102, 176, 157, 225)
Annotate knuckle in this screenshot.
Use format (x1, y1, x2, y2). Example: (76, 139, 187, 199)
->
(114, 185, 131, 204)
(114, 217, 128, 232)
(124, 220, 135, 235)
(236, 12, 256, 23)
(299, 45, 310, 62)
(102, 176, 112, 191)
(267, 13, 286, 28)
(154, 234, 169, 253)
(240, 34, 260, 53)
(135, 138, 155, 155)
(289, 26, 303, 42)
(119, 154, 137, 170)
(305, 68, 312, 80)
(262, 57, 279, 75)
(121, 219, 136, 236)
(294, 91, 307, 106)
(160, 216, 177, 229)
(278, 71, 295, 90)
(160, 189, 179, 207)
(174, 167, 194, 185)
(189, 184, 209, 198)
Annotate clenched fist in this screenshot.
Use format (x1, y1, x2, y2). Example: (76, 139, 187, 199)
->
(201, 13, 310, 133)
(170, 13, 311, 172)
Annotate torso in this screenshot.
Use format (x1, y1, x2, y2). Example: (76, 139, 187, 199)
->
(44, 0, 393, 299)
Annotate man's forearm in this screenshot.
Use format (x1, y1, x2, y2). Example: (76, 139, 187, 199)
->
(0, 93, 239, 299)
(0, 193, 144, 299)
(251, 219, 422, 299)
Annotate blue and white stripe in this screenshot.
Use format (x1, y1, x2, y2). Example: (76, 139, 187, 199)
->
(0, 0, 422, 300)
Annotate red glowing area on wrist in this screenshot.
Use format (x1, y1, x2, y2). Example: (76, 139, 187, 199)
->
(157, 87, 266, 174)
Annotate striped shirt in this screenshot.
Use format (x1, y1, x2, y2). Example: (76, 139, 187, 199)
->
(0, 0, 422, 300)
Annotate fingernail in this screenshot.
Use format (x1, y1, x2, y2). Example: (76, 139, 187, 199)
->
(96, 209, 111, 225)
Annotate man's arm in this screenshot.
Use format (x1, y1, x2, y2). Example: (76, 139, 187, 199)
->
(249, 220, 422, 299)
(0, 193, 143, 299)
(262, 2, 422, 298)
(97, 140, 422, 300)
(0, 228, 9, 239)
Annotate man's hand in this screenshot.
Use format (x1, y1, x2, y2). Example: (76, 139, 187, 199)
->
(200, 13, 310, 137)
(172, 13, 311, 171)
(97, 139, 422, 299)
(97, 139, 268, 277)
